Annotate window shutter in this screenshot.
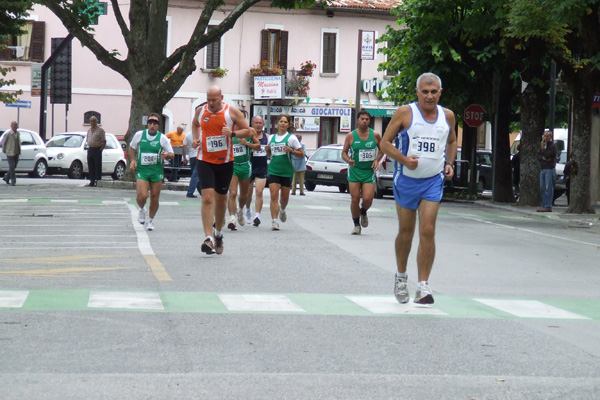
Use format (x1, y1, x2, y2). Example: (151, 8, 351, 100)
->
(323, 32, 336, 73)
(260, 30, 268, 62)
(206, 26, 220, 69)
(30, 21, 45, 62)
(279, 30, 288, 70)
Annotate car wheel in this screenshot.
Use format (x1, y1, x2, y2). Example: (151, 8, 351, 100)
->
(68, 160, 84, 179)
(32, 159, 48, 178)
(305, 182, 316, 191)
(338, 184, 347, 193)
(112, 161, 126, 180)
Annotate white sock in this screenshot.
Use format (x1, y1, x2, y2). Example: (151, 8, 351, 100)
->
(396, 272, 407, 279)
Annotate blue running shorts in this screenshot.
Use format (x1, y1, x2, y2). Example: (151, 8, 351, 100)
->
(393, 172, 444, 210)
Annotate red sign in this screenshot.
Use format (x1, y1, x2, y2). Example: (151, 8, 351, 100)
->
(464, 104, 486, 128)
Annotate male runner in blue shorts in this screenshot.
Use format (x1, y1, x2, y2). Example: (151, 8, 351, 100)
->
(381, 72, 457, 304)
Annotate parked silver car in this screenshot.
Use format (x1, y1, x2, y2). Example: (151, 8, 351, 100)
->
(0, 128, 48, 178)
(305, 144, 349, 193)
(375, 154, 394, 198)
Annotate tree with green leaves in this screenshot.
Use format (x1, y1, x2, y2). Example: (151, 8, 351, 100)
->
(1, 0, 32, 104)
(36, 0, 315, 154)
(379, 0, 519, 203)
(505, 0, 599, 214)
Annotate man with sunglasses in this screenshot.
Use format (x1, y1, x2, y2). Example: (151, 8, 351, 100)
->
(128, 113, 174, 231)
(381, 72, 457, 305)
(192, 86, 253, 255)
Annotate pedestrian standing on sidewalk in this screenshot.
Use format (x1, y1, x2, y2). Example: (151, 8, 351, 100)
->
(342, 111, 383, 235)
(166, 125, 185, 182)
(265, 114, 303, 231)
(2, 121, 21, 186)
(380, 72, 457, 305)
(291, 134, 307, 196)
(86, 116, 106, 187)
(128, 113, 174, 231)
(537, 130, 557, 212)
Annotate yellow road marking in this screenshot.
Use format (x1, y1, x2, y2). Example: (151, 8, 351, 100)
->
(144, 255, 172, 281)
(0, 255, 122, 264)
(0, 267, 133, 276)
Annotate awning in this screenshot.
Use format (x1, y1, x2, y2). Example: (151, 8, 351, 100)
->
(364, 108, 396, 117)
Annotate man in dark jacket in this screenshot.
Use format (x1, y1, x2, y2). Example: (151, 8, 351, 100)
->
(537, 130, 557, 212)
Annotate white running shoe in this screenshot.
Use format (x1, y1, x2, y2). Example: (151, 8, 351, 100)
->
(137, 207, 146, 225)
(245, 208, 252, 224)
(227, 215, 237, 231)
(351, 226, 361, 235)
(272, 220, 280, 231)
(414, 281, 434, 304)
(394, 275, 409, 304)
(146, 219, 154, 231)
(279, 209, 287, 223)
(237, 208, 245, 226)
(360, 212, 369, 228)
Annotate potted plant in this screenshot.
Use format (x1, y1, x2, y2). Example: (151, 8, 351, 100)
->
(299, 60, 316, 76)
(210, 66, 228, 78)
(248, 60, 283, 83)
(288, 76, 310, 97)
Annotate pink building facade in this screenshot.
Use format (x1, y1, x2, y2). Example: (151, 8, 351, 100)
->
(1, 0, 402, 149)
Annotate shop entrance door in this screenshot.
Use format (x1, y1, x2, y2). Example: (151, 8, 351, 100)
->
(319, 117, 338, 147)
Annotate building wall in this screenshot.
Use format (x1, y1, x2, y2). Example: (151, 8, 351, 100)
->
(1, 2, 398, 147)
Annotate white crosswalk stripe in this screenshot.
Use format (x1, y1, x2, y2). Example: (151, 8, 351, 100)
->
(474, 299, 590, 320)
(347, 296, 448, 315)
(0, 291, 29, 308)
(88, 292, 164, 310)
(218, 294, 305, 312)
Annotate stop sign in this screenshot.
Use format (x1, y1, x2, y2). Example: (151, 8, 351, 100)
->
(464, 104, 486, 128)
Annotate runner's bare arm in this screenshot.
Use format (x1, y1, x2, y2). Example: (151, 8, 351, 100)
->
(381, 105, 418, 170)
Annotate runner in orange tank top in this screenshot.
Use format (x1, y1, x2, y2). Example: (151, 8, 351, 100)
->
(191, 86, 253, 255)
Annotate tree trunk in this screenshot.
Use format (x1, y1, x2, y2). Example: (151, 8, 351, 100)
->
(491, 68, 517, 203)
(123, 84, 172, 181)
(566, 80, 595, 214)
(518, 78, 547, 207)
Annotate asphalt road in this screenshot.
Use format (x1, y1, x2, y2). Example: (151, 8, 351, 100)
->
(1, 176, 599, 399)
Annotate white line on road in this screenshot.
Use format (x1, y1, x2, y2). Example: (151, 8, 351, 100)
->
(218, 294, 305, 312)
(474, 299, 590, 319)
(88, 292, 164, 310)
(0, 291, 29, 308)
(347, 296, 447, 315)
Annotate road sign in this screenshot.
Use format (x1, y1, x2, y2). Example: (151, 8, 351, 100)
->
(464, 104, 486, 128)
(4, 100, 31, 109)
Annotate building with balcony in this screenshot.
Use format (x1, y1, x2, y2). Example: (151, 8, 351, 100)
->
(1, 0, 402, 149)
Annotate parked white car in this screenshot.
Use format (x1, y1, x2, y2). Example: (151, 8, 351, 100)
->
(46, 132, 126, 180)
(0, 128, 48, 178)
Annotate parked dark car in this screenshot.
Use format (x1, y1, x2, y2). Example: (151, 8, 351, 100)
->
(455, 148, 492, 191)
(305, 144, 349, 193)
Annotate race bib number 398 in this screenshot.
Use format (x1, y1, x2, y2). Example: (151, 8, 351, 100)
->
(410, 138, 442, 159)
(207, 135, 227, 152)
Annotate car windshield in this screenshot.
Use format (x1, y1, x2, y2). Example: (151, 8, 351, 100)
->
(310, 148, 344, 163)
(47, 135, 84, 148)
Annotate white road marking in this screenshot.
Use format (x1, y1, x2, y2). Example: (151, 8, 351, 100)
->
(218, 294, 305, 312)
(128, 203, 154, 256)
(88, 292, 163, 310)
(0, 291, 29, 308)
(474, 299, 590, 319)
(347, 296, 447, 315)
(304, 205, 332, 210)
(50, 199, 77, 203)
(451, 212, 600, 247)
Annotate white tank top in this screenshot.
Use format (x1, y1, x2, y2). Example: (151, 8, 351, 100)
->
(399, 102, 450, 179)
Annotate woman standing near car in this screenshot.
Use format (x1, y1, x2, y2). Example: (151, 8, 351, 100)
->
(265, 114, 303, 231)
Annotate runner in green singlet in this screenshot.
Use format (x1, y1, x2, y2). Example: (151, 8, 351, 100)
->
(341, 110, 383, 235)
(227, 128, 258, 230)
(128, 113, 174, 232)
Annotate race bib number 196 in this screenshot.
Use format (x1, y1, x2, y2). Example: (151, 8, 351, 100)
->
(207, 135, 227, 152)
